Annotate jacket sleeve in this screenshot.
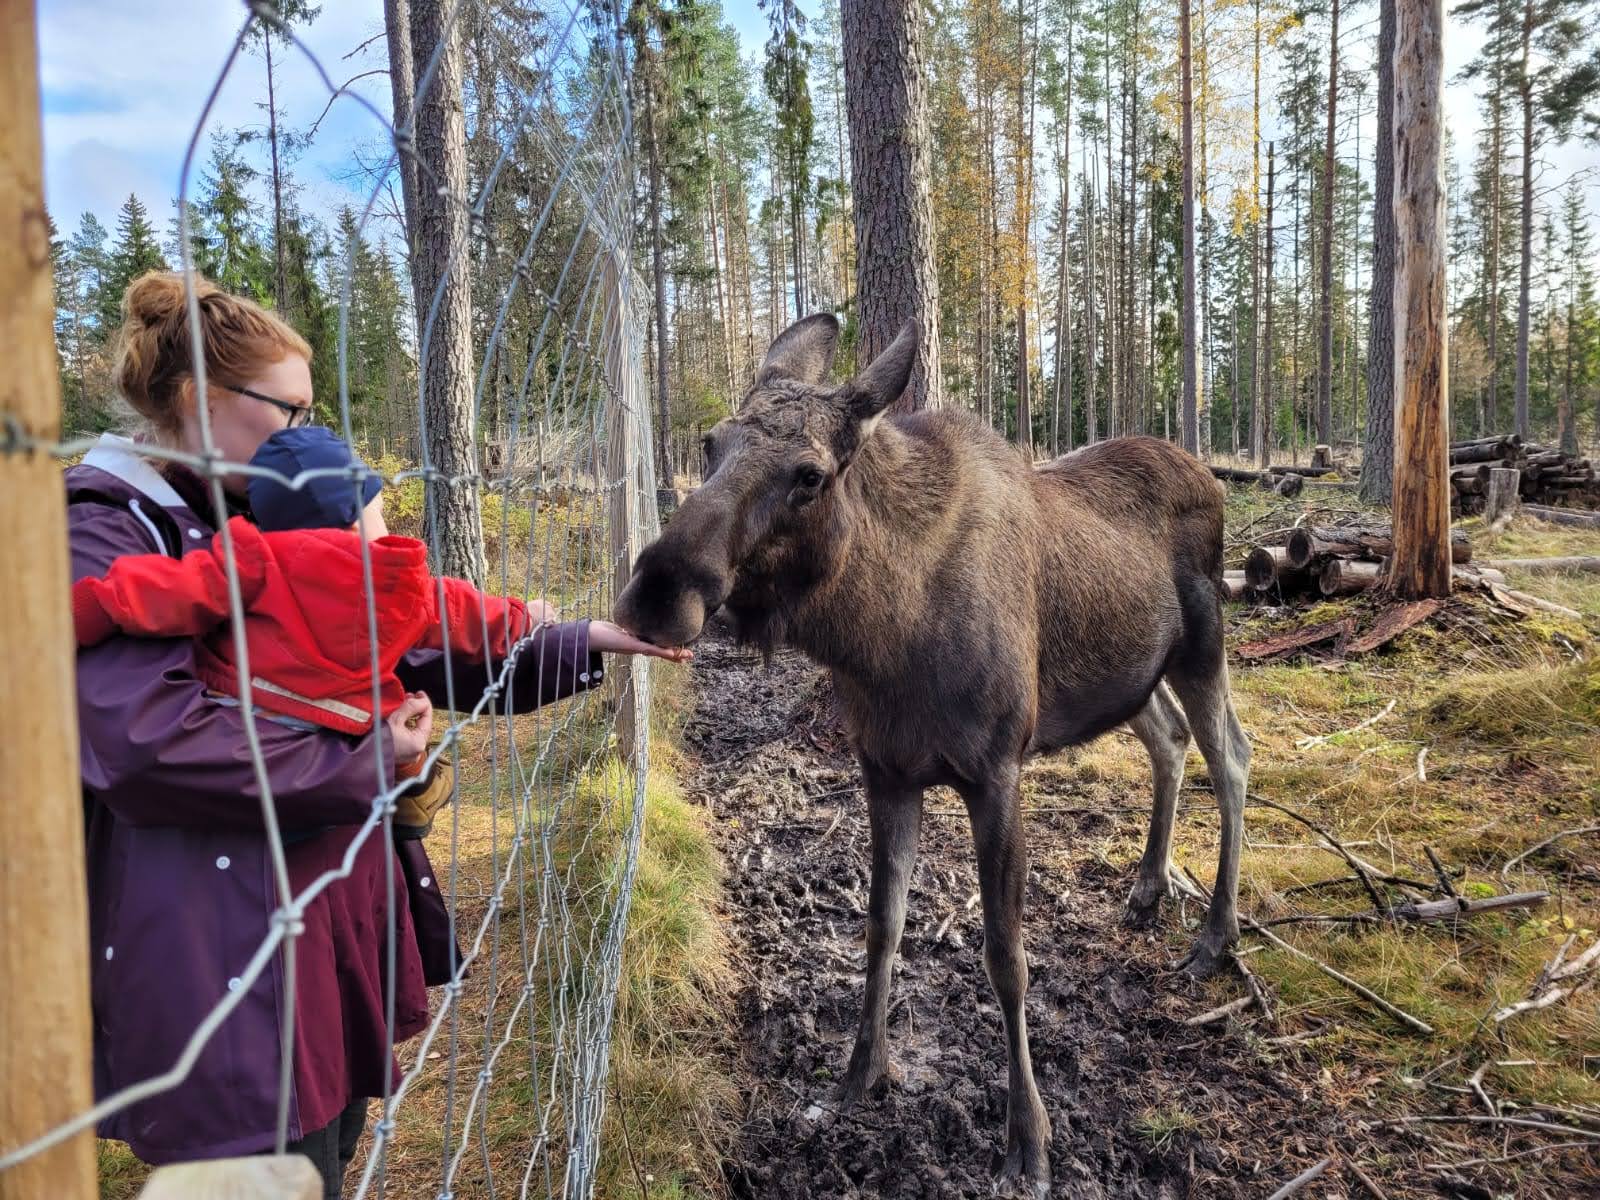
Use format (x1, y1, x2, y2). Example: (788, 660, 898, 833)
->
(71, 520, 266, 646)
(395, 618, 604, 714)
(419, 577, 532, 660)
(70, 504, 395, 831)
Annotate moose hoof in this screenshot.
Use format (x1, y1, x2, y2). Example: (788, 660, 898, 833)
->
(833, 1058, 895, 1109)
(1121, 894, 1163, 930)
(995, 1142, 1051, 1199)
(1176, 932, 1232, 979)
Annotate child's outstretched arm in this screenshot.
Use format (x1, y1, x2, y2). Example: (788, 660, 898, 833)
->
(421, 577, 534, 659)
(72, 518, 270, 646)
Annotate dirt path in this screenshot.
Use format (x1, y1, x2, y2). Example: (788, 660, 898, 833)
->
(679, 626, 1404, 1200)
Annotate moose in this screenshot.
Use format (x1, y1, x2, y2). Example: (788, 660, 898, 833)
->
(614, 315, 1250, 1196)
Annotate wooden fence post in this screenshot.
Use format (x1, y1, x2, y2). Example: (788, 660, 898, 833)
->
(1389, 0, 1452, 599)
(0, 3, 98, 1196)
(604, 256, 641, 766)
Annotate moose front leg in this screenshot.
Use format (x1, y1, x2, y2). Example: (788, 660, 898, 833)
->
(961, 765, 1052, 1198)
(836, 775, 924, 1107)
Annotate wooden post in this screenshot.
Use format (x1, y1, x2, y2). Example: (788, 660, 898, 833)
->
(1485, 466, 1521, 525)
(604, 256, 640, 766)
(1389, 0, 1452, 600)
(0, 5, 97, 1197)
(137, 1157, 319, 1200)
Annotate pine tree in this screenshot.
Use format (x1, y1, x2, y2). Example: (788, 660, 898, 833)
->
(98, 194, 169, 334)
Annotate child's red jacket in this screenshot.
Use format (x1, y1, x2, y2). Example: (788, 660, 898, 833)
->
(72, 515, 533, 736)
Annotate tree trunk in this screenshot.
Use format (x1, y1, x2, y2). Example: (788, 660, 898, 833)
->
(407, 0, 485, 585)
(841, 0, 944, 412)
(1180, 0, 1200, 455)
(264, 33, 288, 313)
(1014, 0, 1035, 457)
(385, 0, 421, 311)
(1087, 163, 1098, 442)
(645, 71, 672, 486)
(1391, 0, 1451, 600)
(1514, 0, 1533, 439)
(1316, 0, 1339, 447)
(1197, 0, 1211, 454)
(1250, 0, 1262, 462)
(1261, 142, 1276, 463)
(1362, 0, 1397, 505)
(1060, 22, 1074, 452)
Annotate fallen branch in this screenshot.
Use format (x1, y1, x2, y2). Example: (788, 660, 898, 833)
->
(1486, 582, 1584, 621)
(1492, 937, 1600, 1024)
(1184, 994, 1255, 1026)
(1248, 794, 1391, 917)
(1265, 1157, 1332, 1200)
(1386, 1113, 1600, 1139)
(1346, 1161, 1390, 1200)
(1483, 556, 1600, 575)
(1501, 824, 1600, 881)
(1295, 700, 1397, 750)
(1244, 917, 1435, 1035)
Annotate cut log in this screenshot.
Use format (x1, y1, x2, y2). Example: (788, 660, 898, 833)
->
(1450, 439, 1513, 464)
(1319, 558, 1383, 595)
(1524, 505, 1600, 529)
(1484, 467, 1521, 525)
(1311, 444, 1333, 469)
(1246, 545, 1311, 591)
(1274, 472, 1305, 498)
(1450, 434, 1521, 452)
(1222, 570, 1251, 601)
(1286, 525, 1471, 564)
(1484, 556, 1600, 575)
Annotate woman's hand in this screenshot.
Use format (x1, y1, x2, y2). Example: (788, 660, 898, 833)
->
(588, 619, 694, 663)
(387, 691, 434, 763)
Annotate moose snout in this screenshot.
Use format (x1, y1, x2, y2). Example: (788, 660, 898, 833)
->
(613, 538, 728, 650)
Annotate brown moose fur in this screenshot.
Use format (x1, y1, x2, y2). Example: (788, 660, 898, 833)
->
(614, 315, 1251, 1196)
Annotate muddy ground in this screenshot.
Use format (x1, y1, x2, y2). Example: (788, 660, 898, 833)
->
(676, 622, 1595, 1200)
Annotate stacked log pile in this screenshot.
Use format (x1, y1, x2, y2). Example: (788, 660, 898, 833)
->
(1227, 522, 1478, 601)
(1449, 435, 1598, 512)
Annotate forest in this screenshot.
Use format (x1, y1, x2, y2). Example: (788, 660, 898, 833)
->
(46, 0, 1600, 481)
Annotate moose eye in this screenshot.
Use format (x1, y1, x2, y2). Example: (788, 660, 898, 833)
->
(797, 466, 825, 490)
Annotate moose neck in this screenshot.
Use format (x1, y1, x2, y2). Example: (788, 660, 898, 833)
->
(785, 418, 958, 683)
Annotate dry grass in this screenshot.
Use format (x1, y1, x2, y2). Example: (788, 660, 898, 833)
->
(1050, 494, 1600, 1129)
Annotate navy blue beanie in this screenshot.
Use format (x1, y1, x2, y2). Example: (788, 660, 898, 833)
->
(247, 427, 383, 533)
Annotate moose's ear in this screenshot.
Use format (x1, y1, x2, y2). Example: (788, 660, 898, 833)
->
(756, 313, 841, 387)
(843, 321, 918, 428)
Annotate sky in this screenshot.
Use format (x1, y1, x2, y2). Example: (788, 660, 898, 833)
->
(37, 1, 1600, 258)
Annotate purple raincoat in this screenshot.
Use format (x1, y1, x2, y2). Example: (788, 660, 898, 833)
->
(67, 434, 602, 1164)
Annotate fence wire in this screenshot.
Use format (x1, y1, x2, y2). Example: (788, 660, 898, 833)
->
(1, 1, 658, 1196)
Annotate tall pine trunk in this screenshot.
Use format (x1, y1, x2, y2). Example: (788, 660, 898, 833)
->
(841, 0, 943, 412)
(1362, 0, 1396, 503)
(407, 0, 486, 585)
(1263, 143, 1277, 459)
(1514, 0, 1533, 438)
(1180, 0, 1200, 454)
(646, 72, 672, 486)
(1250, 0, 1262, 461)
(265, 33, 288, 313)
(1316, 0, 1340, 446)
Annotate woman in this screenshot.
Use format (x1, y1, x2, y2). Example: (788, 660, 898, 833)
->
(69, 271, 676, 1196)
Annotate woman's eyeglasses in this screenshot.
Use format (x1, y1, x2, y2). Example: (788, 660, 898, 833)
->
(231, 385, 314, 428)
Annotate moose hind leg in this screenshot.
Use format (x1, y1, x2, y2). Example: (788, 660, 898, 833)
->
(961, 765, 1052, 1197)
(836, 776, 924, 1107)
(1170, 661, 1251, 978)
(1123, 682, 1193, 928)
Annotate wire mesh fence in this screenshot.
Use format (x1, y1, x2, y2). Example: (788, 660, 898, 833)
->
(1, 1, 658, 1196)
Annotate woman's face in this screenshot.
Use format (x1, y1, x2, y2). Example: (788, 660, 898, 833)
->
(182, 354, 315, 495)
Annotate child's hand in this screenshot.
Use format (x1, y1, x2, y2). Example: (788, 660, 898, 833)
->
(588, 619, 694, 663)
(387, 691, 434, 763)
(527, 598, 559, 626)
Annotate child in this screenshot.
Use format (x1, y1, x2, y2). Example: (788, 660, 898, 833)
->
(73, 426, 688, 836)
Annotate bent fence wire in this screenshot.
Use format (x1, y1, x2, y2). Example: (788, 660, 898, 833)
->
(0, 1, 658, 1196)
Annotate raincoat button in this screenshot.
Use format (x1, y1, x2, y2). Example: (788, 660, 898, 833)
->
(579, 672, 590, 683)
(105, 946, 114, 961)
(227, 977, 242, 992)
(216, 856, 230, 870)
(188, 528, 203, 540)
(420, 876, 431, 889)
